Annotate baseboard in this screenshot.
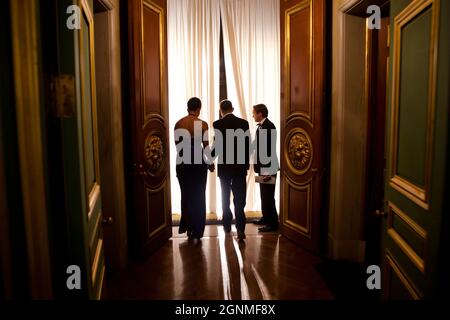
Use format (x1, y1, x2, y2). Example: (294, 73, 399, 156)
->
(327, 234, 366, 264)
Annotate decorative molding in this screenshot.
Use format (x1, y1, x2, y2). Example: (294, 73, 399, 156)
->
(390, 176, 428, 210)
(285, 128, 313, 175)
(283, 175, 312, 238)
(385, 250, 422, 299)
(146, 181, 170, 239)
(144, 134, 164, 175)
(97, 0, 114, 10)
(340, 0, 364, 14)
(387, 203, 427, 273)
(96, 265, 106, 300)
(141, 0, 167, 127)
(91, 238, 103, 285)
(284, 0, 314, 127)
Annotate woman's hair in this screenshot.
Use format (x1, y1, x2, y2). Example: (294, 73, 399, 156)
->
(188, 97, 202, 111)
(253, 104, 269, 118)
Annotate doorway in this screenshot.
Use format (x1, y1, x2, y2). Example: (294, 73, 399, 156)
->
(364, 10, 390, 268)
(123, 0, 328, 261)
(318, 0, 391, 299)
(166, 6, 280, 228)
(93, 0, 128, 272)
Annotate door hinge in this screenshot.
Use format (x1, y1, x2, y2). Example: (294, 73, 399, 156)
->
(46, 74, 76, 118)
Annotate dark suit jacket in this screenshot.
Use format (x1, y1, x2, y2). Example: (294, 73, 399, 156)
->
(254, 118, 280, 175)
(213, 114, 250, 178)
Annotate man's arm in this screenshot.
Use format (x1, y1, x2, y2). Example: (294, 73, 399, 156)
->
(210, 121, 219, 159)
(269, 123, 279, 174)
(202, 121, 210, 148)
(244, 121, 250, 170)
(263, 122, 278, 174)
(203, 121, 215, 172)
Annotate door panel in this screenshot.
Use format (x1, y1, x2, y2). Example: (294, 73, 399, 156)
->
(40, 0, 105, 299)
(127, 0, 172, 259)
(383, 0, 449, 299)
(78, 0, 105, 299)
(280, 0, 326, 253)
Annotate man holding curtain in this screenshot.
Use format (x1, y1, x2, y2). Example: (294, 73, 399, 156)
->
(253, 104, 280, 232)
(213, 100, 250, 241)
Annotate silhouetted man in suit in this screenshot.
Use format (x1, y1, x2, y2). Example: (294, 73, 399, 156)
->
(213, 100, 250, 241)
(252, 104, 280, 232)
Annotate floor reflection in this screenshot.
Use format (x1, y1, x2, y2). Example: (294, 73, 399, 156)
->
(105, 225, 334, 300)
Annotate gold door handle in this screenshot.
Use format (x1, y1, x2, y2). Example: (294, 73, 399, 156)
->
(374, 210, 387, 218)
(102, 217, 114, 225)
(140, 172, 148, 177)
(133, 163, 148, 177)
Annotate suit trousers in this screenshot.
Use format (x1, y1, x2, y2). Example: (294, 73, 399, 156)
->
(259, 176, 279, 228)
(219, 174, 247, 233)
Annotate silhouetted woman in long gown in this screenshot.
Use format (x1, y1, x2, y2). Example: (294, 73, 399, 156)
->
(174, 97, 213, 241)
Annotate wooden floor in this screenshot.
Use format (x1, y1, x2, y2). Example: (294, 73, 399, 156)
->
(105, 225, 334, 300)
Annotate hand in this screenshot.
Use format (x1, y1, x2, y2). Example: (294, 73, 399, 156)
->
(208, 164, 216, 173)
(262, 176, 272, 182)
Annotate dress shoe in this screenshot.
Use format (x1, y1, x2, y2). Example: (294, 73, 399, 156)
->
(223, 225, 232, 233)
(253, 219, 266, 226)
(258, 225, 279, 233)
(237, 232, 246, 241)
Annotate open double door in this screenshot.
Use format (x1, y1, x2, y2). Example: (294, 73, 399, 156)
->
(125, 0, 327, 258)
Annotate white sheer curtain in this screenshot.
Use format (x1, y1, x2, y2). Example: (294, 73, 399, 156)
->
(168, 0, 221, 216)
(168, 0, 281, 216)
(220, 0, 281, 212)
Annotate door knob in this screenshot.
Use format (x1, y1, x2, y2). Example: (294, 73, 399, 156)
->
(102, 217, 114, 225)
(374, 210, 387, 218)
(133, 163, 148, 176)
